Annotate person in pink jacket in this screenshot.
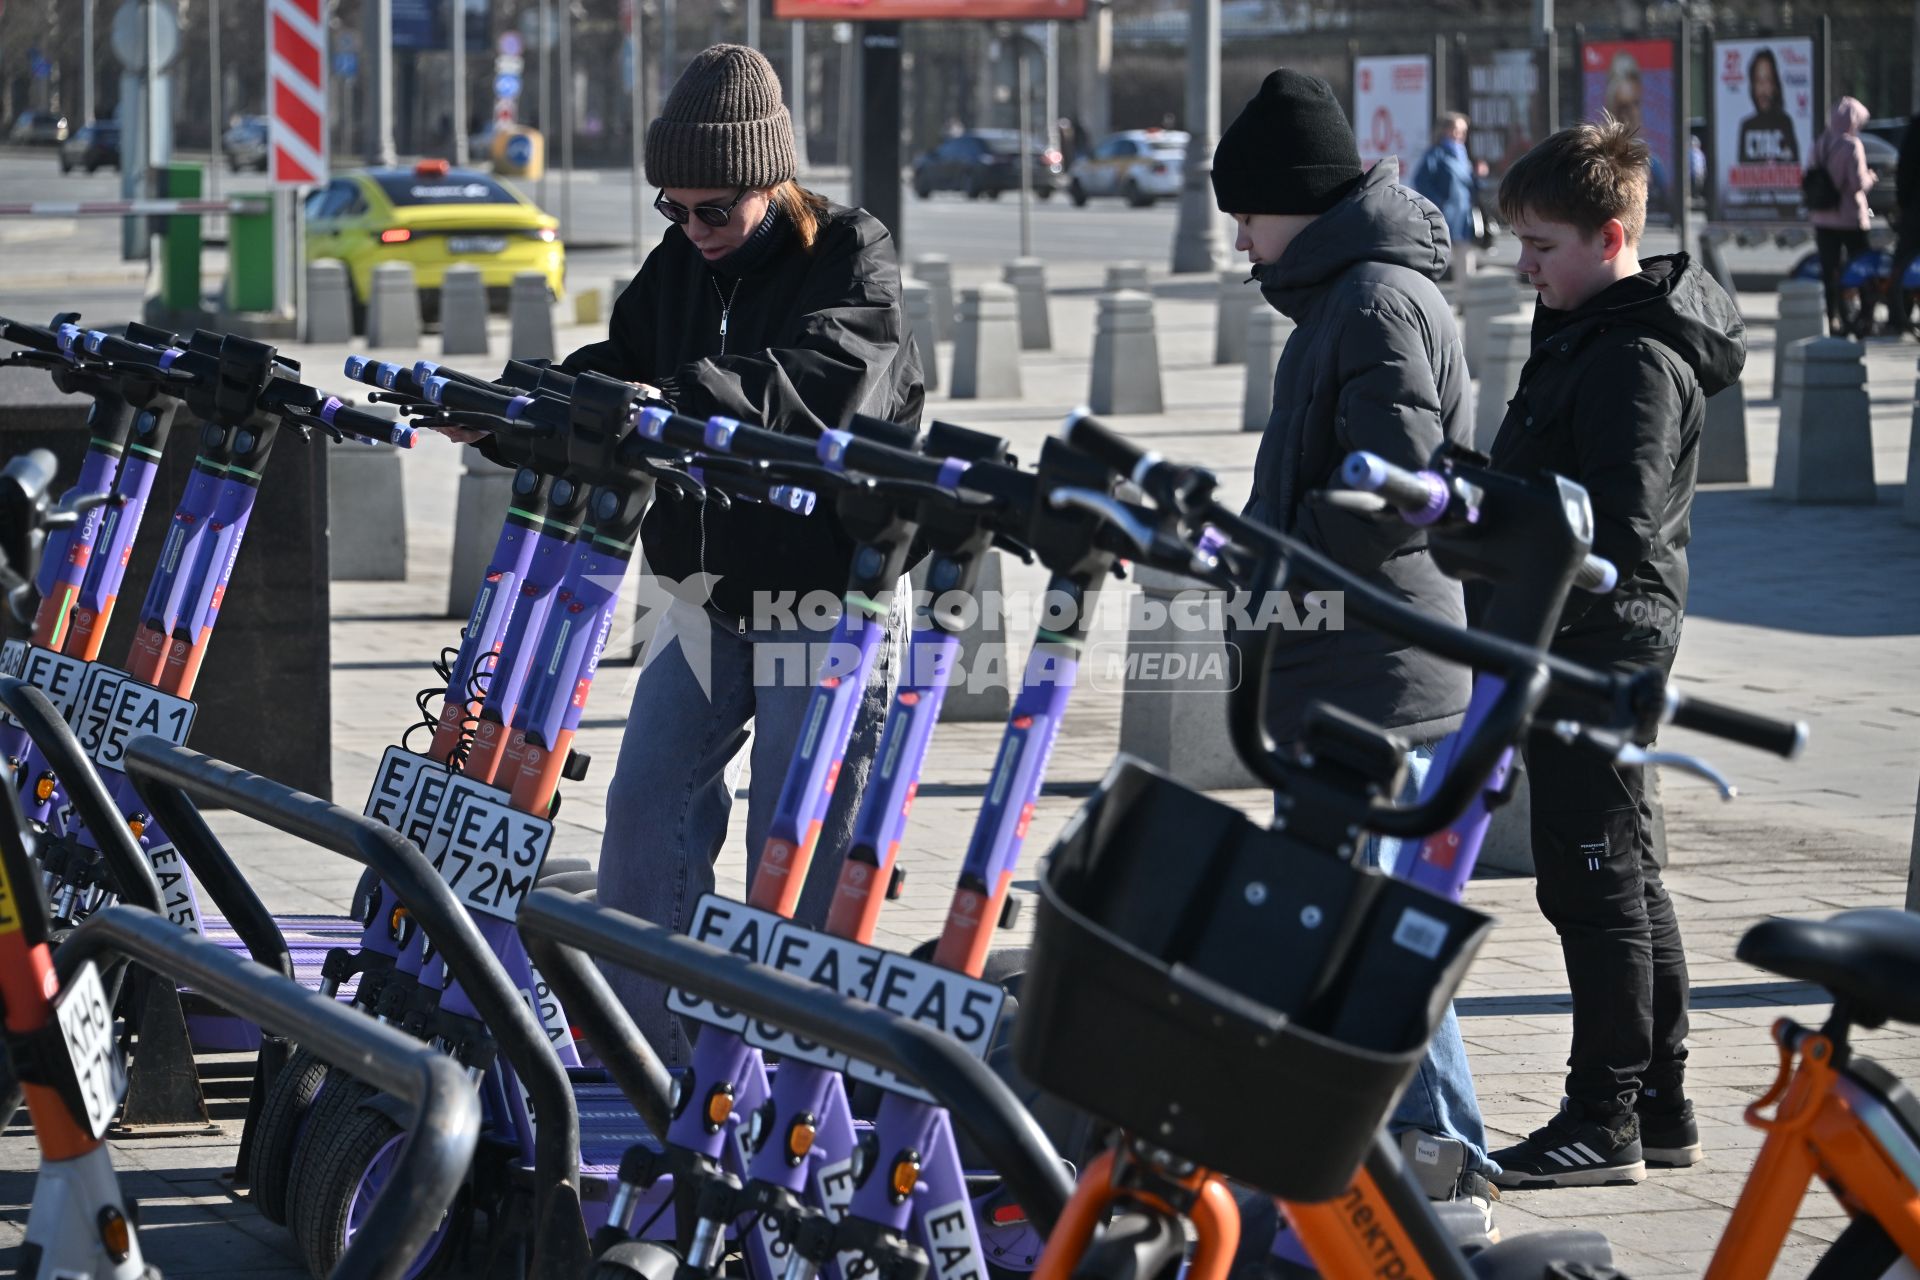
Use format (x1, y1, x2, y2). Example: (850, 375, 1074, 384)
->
(1810, 96, 1878, 334)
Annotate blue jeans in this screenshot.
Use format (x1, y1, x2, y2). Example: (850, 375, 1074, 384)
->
(596, 595, 899, 1066)
(1270, 744, 1495, 1180)
(1367, 746, 1497, 1179)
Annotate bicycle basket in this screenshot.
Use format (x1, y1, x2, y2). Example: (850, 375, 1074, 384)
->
(1013, 756, 1492, 1202)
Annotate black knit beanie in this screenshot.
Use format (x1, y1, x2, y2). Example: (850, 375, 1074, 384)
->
(1211, 69, 1364, 215)
(646, 44, 797, 190)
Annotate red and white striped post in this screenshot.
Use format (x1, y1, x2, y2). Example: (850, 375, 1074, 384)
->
(268, 0, 328, 186)
(267, 0, 327, 321)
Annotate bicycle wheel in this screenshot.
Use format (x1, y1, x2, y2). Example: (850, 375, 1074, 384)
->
(1807, 1218, 1918, 1278)
(246, 1045, 332, 1224)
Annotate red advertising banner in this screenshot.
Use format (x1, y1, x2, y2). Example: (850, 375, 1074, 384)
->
(772, 0, 1086, 19)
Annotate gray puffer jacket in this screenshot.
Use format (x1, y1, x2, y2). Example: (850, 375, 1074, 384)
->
(1246, 159, 1472, 748)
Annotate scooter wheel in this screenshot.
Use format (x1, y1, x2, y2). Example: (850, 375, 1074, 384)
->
(284, 1074, 376, 1232)
(247, 1045, 333, 1224)
(589, 1241, 683, 1280)
(294, 1095, 457, 1278)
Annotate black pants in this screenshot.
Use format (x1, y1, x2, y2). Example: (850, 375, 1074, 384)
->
(1523, 647, 1689, 1120)
(1816, 226, 1871, 333)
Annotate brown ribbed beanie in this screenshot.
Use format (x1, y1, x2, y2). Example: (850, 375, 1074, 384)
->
(645, 44, 797, 190)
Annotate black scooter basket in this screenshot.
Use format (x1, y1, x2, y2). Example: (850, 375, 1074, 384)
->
(1014, 756, 1492, 1203)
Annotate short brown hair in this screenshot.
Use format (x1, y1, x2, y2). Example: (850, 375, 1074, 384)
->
(1497, 117, 1649, 244)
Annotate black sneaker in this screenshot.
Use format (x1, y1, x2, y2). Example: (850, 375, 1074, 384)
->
(1636, 1097, 1704, 1168)
(1489, 1107, 1646, 1189)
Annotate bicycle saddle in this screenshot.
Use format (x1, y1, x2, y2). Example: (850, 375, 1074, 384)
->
(1738, 909, 1920, 1026)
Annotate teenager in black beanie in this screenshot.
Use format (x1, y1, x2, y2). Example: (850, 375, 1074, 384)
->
(1213, 68, 1502, 1248)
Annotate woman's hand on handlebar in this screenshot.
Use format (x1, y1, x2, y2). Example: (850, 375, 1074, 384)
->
(429, 424, 488, 445)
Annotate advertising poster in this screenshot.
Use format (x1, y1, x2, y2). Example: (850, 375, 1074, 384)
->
(1353, 54, 1433, 174)
(1581, 39, 1677, 223)
(1711, 36, 1817, 222)
(1466, 48, 1546, 178)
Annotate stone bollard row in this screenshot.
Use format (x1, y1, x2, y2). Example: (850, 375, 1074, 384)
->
(366, 260, 423, 350)
(1002, 258, 1052, 351)
(1774, 278, 1825, 400)
(1215, 268, 1255, 364)
(1775, 337, 1876, 504)
(1242, 305, 1294, 432)
(1105, 261, 1151, 295)
(950, 284, 1022, 400)
(1090, 290, 1164, 415)
(902, 280, 940, 393)
(305, 258, 354, 345)
(911, 254, 956, 342)
(508, 271, 555, 362)
(1462, 270, 1532, 376)
(440, 264, 490, 357)
(1474, 315, 1532, 452)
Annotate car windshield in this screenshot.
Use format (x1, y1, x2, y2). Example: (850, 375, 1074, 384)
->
(979, 135, 1027, 155)
(373, 173, 521, 206)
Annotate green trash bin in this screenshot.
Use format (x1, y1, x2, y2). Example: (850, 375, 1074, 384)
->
(160, 163, 203, 314)
(226, 195, 277, 314)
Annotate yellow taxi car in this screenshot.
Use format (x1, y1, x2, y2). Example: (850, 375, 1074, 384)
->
(303, 159, 564, 322)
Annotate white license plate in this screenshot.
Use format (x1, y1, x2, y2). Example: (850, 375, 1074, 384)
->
(743, 922, 888, 1069)
(669, 893, 784, 1034)
(845, 952, 1006, 1103)
(54, 960, 126, 1139)
(0, 644, 91, 727)
(426, 777, 551, 922)
(89, 675, 196, 774)
(362, 745, 454, 848)
(72, 664, 124, 755)
(448, 236, 508, 254)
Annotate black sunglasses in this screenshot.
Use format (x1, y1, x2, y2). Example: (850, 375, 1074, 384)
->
(654, 187, 750, 228)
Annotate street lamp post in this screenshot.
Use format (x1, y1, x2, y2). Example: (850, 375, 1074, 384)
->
(1169, 0, 1224, 273)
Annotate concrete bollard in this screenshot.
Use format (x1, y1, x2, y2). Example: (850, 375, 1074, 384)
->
(1774, 278, 1826, 400)
(304, 258, 354, 344)
(1697, 230, 1737, 300)
(1242, 305, 1293, 432)
(1774, 337, 1877, 504)
(1105, 261, 1151, 295)
(1474, 315, 1533, 452)
(1697, 384, 1751, 484)
(1117, 565, 1259, 790)
(1462, 271, 1532, 376)
(1906, 357, 1920, 526)
(508, 272, 556, 362)
(950, 284, 1023, 400)
(574, 286, 604, 328)
(1001, 258, 1052, 351)
(328, 438, 408, 581)
(1089, 290, 1164, 415)
(1214, 268, 1256, 364)
(439, 264, 490, 357)
(447, 446, 521, 617)
(902, 280, 940, 393)
(910, 553, 1011, 723)
(365, 261, 423, 350)
(911, 254, 955, 342)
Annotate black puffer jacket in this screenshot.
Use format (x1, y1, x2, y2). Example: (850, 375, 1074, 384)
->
(1248, 160, 1473, 748)
(1483, 254, 1745, 656)
(560, 202, 923, 621)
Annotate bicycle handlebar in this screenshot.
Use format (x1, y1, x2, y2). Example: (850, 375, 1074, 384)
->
(1062, 408, 1219, 512)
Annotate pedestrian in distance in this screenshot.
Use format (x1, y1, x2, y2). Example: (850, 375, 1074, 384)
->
(1208, 67, 1501, 1244)
(1410, 112, 1479, 291)
(1806, 96, 1879, 336)
(1891, 110, 1920, 336)
(1482, 118, 1746, 1189)
(441, 43, 922, 1065)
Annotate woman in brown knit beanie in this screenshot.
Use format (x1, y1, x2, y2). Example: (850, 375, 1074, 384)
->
(561, 44, 923, 1063)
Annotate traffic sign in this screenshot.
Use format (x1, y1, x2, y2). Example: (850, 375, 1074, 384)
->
(333, 50, 358, 78)
(504, 134, 535, 168)
(268, 0, 327, 186)
(499, 31, 524, 57)
(494, 72, 522, 101)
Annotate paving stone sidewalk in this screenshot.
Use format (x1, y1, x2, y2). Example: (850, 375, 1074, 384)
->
(3, 267, 1917, 1278)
